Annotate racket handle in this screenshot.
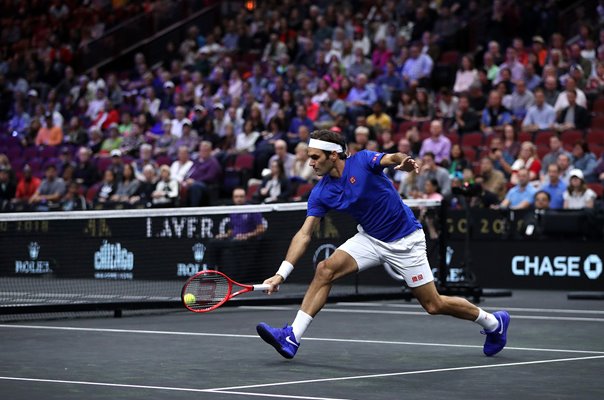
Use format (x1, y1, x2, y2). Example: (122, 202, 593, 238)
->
(252, 284, 273, 291)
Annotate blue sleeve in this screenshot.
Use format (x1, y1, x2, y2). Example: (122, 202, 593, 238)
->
(307, 188, 327, 217)
(359, 150, 385, 173)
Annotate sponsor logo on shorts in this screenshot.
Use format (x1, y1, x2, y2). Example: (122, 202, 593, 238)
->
(411, 274, 424, 283)
(349, 176, 356, 184)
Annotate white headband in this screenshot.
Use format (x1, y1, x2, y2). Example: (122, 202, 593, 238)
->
(309, 138, 344, 153)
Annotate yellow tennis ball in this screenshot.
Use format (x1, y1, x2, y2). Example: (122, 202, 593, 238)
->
(184, 293, 196, 305)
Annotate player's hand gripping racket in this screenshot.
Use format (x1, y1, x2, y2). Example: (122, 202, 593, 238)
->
(181, 270, 272, 313)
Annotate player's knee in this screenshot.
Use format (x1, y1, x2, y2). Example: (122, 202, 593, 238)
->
(422, 297, 445, 315)
(315, 260, 336, 283)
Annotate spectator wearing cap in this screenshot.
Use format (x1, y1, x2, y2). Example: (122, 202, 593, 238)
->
(74, 147, 99, 188)
(522, 88, 556, 132)
(162, 81, 176, 109)
(531, 36, 548, 69)
(35, 112, 63, 146)
(401, 43, 434, 87)
(555, 89, 590, 132)
(563, 169, 597, 209)
(419, 120, 452, 165)
(29, 165, 66, 210)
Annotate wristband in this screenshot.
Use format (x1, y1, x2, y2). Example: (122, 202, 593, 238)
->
(276, 261, 294, 281)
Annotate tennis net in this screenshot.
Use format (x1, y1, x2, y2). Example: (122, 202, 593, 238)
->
(0, 200, 443, 317)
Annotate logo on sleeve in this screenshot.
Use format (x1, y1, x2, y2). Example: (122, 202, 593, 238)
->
(349, 176, 356, 184)
(411, 274, 424, 283)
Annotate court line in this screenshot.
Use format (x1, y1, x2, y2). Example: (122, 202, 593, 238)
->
(339, 302, 604, 315)
(0, 376, 349, 400)
(242, 306, 604, 322)
(1, 324, 602, 355)
(208, 355, 604, 391)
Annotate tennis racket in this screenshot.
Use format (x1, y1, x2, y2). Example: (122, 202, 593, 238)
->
(181, 270, 272, 313)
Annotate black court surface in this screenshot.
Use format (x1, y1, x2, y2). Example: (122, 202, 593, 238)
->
(1, 290, 603, 400)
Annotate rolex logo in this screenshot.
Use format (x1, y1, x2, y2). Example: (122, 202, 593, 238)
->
(28, 242, 40, 260)
(192, 243, 206, 262)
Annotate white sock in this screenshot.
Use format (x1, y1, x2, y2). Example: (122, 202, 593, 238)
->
(475, 308, 499, 331)
(291, 310, 313, 341)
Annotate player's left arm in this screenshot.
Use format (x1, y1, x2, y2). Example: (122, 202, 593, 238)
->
(380, 152, 419, 173)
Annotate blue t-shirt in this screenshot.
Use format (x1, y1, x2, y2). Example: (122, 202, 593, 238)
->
(307, 150, 422, 242)
(539, 181, 567, 209)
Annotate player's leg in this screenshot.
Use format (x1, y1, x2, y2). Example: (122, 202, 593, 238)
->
(411, 281, 480, 320)
(299, 249, 358, 317)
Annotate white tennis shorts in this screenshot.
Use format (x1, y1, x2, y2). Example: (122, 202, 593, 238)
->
(338, 226, 434, 288)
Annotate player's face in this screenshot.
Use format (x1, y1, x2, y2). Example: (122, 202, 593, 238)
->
(308, 148, 333, 176)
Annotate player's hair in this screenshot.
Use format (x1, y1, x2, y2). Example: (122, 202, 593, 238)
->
(310, 129, 348, 160)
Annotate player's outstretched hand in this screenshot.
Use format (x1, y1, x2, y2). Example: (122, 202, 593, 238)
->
(262, 274, 284, 295)
(394, 156, 419, 173)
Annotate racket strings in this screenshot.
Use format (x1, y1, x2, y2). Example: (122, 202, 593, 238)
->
(184, 273, 230, 311)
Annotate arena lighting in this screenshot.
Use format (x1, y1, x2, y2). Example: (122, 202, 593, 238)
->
(245, 0, 256, 11)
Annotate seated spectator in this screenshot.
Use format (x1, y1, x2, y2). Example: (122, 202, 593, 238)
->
(410, 88, 434, 123)
(502, 79, 534, 120)
(540, 136, 570, 180)
(554, 90, 590, 132)
(110, 164, 140, 205)
(497, 168, 536, 210)
(269, 139, 296, 178)
(481, 90, 512, 135)
(288, 105, 315, 143)
(538, 164, 567, 209)
(291, 142, 314, 183)
(477, 157, 507, 200)
(13, 165, 41, 207)
(255, 117, 286, 170)
(169, 119, 199, 157)
(130, 165, 157, 206)
(253, 159, 292, 204)
(95, 169, 118, 205)
(521, 88, 556, 132)
(542, 76, 560, 107)
(29, 165, 66, 210)
(170, 146, 194, 184)
(182, 141, 222, 207)
(64, 116, 88, 146)
(379, 130, 397, 154)
(454, 94, 481, 134)
(511, 141, 541, 184)
(366, 101, 392, 132)
(0, 166, 16, 211)
(346, 73, 376, 119)
(133, 144, 158, 181)
(494, 47, 525, 85)
(502, 124, 520, 161)
(571, 141, 598, 182)
(417, 152, 451, 198)
(99, 123, 123, 155)
(563, 169, 597, 209)
(453, 55, 478, 94)
(61, 182, 87, 211)
(436, 88, 458, 128)
(401, 43, 433, 87)
(395, 91, 416, 122)
(553, 77, 587, 112)
(419, 120, 451, 165)
(422, 179, 443, 201)
(36, 112, 63, 146)
(236, 120, 261, 153)
(375, 60, 404, 104)
(152, 165, 179, 206)
(353, 126, 370, 150)
(521, 190, 551, 238)
(447, 144, 469, 177)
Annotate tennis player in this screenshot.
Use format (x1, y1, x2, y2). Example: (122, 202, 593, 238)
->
(257, 129, 510, 359)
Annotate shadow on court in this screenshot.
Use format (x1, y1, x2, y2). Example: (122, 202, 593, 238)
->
(0, 290, 603, 400)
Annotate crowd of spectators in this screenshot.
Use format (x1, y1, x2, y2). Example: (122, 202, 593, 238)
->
(1, 0, 604, 213)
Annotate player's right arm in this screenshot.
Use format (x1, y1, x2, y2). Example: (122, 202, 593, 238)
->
(263, 216, 321, 293)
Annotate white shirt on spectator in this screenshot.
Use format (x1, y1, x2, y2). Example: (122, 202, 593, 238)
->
(563, 188, 597, 209)
(553, 89, 587, 112)
(170, 118, 186, 138)
(170, 160, 193, 183)
(236, 131, 260, 153)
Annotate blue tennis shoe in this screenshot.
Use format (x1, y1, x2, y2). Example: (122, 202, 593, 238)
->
(256, 322, 299, 359)
(482, 310, 510, 356)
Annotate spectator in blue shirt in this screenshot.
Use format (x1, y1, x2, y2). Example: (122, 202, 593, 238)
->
(498, 168, 537, 209)
(522, 88, 556, 133)
(375, 60, 405, 104)
(538, 163, 567, 209)
(481, 90, 513, 135)
(346, 73, 376, 120)
(401, 43, 434, 87)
